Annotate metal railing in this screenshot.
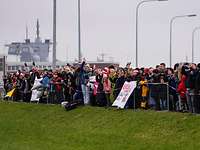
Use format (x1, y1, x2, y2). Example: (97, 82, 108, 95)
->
(133, 82, 171, 111)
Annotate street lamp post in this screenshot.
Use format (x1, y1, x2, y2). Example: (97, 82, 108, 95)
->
(78, 0, 82, 62)
(135, 0, 167, 68)
(169, 14, 196, 67)
(53, 0, 57, 69)
(192, 26, 200, 63)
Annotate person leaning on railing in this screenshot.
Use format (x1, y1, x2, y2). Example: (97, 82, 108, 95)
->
(183, 64, 198, 113)
(166, 68, 179, 111)
(139, 75, 149, 109)
(177, 73, 187, 112)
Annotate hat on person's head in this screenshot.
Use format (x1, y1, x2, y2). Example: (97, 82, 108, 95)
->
(103, 67, 109, 74)
(133, 69, 139, 74)
(108, 65, 115, 70)
(126, 62, 131, 66)
(85, 63, 90, 68)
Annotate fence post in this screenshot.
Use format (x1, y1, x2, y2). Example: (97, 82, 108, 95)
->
(134, 89, 136, 111)
(167, 83, 170, 111)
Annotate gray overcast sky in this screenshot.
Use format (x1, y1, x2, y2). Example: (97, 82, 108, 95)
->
(0, 0, 200, 67)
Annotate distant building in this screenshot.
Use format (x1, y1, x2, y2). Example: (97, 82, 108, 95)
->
(5, 19, 51, 62)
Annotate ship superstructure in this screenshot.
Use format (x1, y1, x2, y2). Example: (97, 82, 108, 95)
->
(5, 19, 51, 62)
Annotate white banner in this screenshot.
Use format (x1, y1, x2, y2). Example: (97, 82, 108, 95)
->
(31, 77, 43, 102)
(112, 81, 137, 109)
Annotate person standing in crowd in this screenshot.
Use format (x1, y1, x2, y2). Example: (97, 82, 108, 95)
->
(167, 68, 179, 111)
(149, 69, 162, 110)
(108, 65, 117, 103)
(80, 61, 90, 105)
(73, 66, 83, 103)
(114, 68, 126, 99)
(139, 74, 149, 109)
(62, 65, 75, 102)
(177, 72, 188, 112)
(40, 69, 51, 103)
(126, 68, 141, 108)
(159, 63, 166, 73)
(96, 68, 106, 106)
(22, 73, 32, 102)
(184, 63, 198, 113)
(50, 72, 63, 104)
(103, 68, 112, 108)
(30, 67, 40, 87)
(194, 63, 200, 113)
(14, 72, 24, 101)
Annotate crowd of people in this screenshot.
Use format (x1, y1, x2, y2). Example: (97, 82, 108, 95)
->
(2, 61, 200, 113)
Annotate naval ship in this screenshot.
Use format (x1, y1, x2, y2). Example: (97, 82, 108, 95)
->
(4, 20, 119, 73)
(6, 19, 51, 63)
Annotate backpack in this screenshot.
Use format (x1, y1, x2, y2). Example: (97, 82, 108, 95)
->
(65, 102, 77, 111)
(64, 99, 83, 111)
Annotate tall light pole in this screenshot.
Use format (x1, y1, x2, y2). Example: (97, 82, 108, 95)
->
(169, 14, 196, 67)
(53, 0, 57, 69)
(135, 0, 167, 68)
(192, 26, 200, 63)
(78, 0, 82, 62)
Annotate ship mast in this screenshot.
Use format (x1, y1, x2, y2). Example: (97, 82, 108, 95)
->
(35, 19, 41, 43)
(37, 19, 40, 39)
(26, 25, 29, 39)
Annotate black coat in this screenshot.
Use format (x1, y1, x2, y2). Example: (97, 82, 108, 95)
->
(114, 76, 126, 98)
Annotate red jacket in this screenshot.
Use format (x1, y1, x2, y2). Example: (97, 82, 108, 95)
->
(177, 75, 187, 99)
(103, 78, 111, 94)
(52, 77, 62, 92)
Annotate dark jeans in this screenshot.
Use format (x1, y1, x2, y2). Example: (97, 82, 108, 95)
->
(48, 91, 64, 104)
(105, 93, 111, 107)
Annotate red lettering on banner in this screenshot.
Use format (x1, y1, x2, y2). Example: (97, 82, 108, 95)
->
(123, 84, 131, 92)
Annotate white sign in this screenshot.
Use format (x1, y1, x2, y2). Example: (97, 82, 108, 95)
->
(112, 81, 137, 109)
(31, 77, 43, 102)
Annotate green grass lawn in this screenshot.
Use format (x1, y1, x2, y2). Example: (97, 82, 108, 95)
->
(0, 101, 200, 150)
